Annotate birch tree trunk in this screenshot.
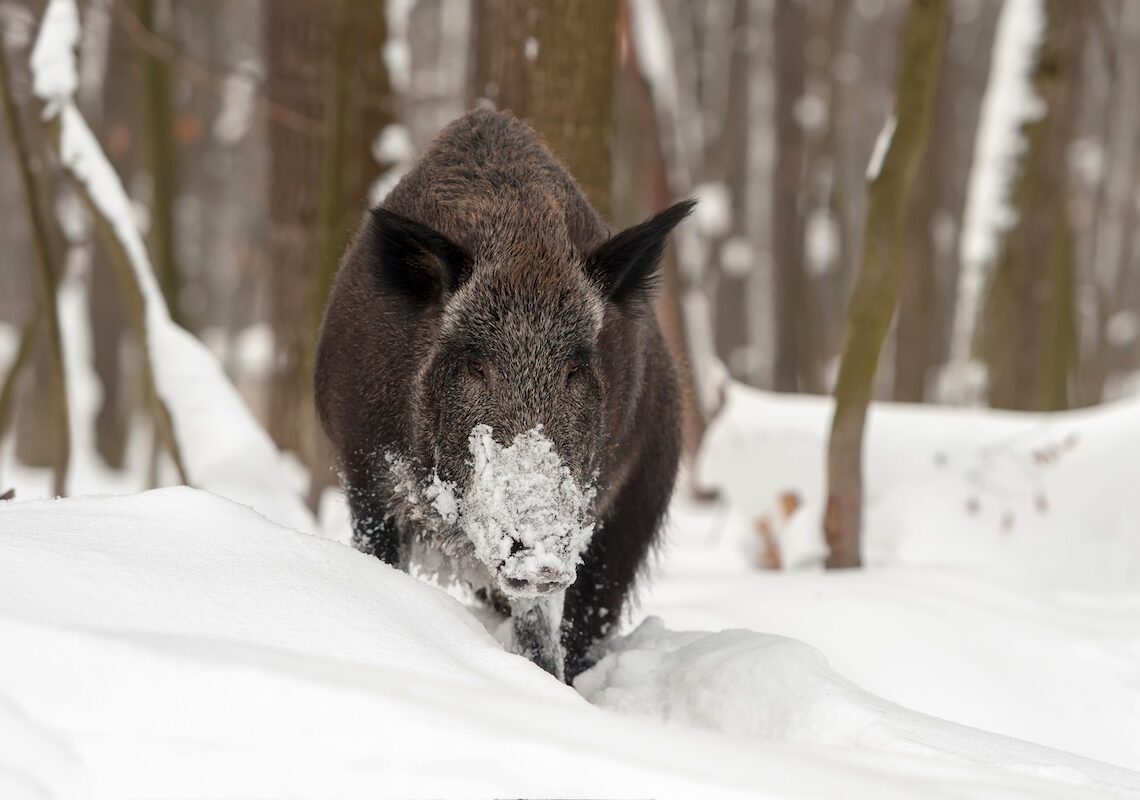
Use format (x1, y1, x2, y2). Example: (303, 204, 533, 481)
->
(824, 0, 949, 568)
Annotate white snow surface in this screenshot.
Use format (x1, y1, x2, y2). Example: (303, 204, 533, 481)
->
(581, 617, 1138, 795)
(681, 384, 1140, 773)
(28, 0, 313, 533)
(462, 425, 594, 594)
(4, 487, 1139, 799)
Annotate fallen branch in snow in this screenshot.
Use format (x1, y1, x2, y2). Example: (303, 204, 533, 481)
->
(0, 45, 71, 496)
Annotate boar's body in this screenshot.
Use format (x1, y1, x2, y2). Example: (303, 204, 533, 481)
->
(315, 110, 687, 681)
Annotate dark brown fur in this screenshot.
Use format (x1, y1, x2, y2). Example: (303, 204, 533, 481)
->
(315, 109, 690, 680)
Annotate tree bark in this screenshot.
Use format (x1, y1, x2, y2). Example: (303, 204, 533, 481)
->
(980, 0, 1086, 411)
(709, 0, 753, 381)
(0, 45, 70, 497)
(824, 0, 949, 568)
(263, 0, 394, 494)
(136, 0, 185, 328)
(616, 0, 706, 461)
(468, 0, 619, 222)
(91, 3, 140, 470)
(772, 0, 809, 392)
(893, 33, 954, 403)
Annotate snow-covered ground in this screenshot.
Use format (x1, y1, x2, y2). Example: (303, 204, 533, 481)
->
(0, 487, 1136, 799)
(3, 385, 1140, 797)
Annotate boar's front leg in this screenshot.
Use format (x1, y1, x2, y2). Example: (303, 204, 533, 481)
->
(345, 484, 406, 568)
(510, 594, 565, 681)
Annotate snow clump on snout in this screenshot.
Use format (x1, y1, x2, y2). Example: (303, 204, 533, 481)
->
(463, 424, 596, 598)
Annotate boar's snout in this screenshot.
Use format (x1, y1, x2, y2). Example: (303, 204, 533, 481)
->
(459, 424, 596, 599)
(498, 557, 574, 597)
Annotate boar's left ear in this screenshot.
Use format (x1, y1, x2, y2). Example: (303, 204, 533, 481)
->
(365, 207, 472, 303)
(585, 199, 696, 306)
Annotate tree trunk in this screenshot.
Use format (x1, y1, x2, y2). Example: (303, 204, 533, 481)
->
(469, 0, 619, 222)
(772, 0, 809, 392)
(709, 0, 753, 381)
(893, 31, 955, 403)
(0, 45, 70, 497)
(616, 0, 706, 461)
(980, 0, 1086, 411)
(824, 0, 949, 568)
(91, 3, 140, 470)
(263, 0, 394, 493)
(136, 0, 185, 328)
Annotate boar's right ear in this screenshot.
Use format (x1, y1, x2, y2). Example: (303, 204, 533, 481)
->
(365, 208, 471, 303)
(585, 199, 696, 306)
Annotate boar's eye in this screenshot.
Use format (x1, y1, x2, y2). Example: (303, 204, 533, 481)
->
(465, 359, 488, 383)
(564, 359, 586, 387)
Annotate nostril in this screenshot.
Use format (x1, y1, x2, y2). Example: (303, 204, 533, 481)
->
(503, 576, 529, 592)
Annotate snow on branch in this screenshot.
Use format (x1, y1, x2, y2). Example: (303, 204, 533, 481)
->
(865, 112, 897, 182)
(30, 0, 315, 532)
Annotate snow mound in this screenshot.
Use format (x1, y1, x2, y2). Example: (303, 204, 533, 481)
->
(6, 489, 1135, 797)
(579, 617, 1140, 796)
(463, 424, 594, 594)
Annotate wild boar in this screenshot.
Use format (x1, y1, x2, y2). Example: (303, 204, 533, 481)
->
(315, 109, 691, 681)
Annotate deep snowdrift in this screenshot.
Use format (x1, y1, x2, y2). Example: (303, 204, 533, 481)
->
(3, 488, 1139, 799)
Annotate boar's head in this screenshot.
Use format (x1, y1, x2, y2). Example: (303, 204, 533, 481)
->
(367, 198, 694, 598)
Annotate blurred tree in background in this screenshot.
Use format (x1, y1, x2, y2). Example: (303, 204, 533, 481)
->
(262, 0, 395, 502)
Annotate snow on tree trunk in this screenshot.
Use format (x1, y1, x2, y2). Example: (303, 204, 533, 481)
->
(978, 0, 1085, 411)
(823, 0, 949, 569)
(940, 0, 1046, 406)
(30, 0, 315, 533)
